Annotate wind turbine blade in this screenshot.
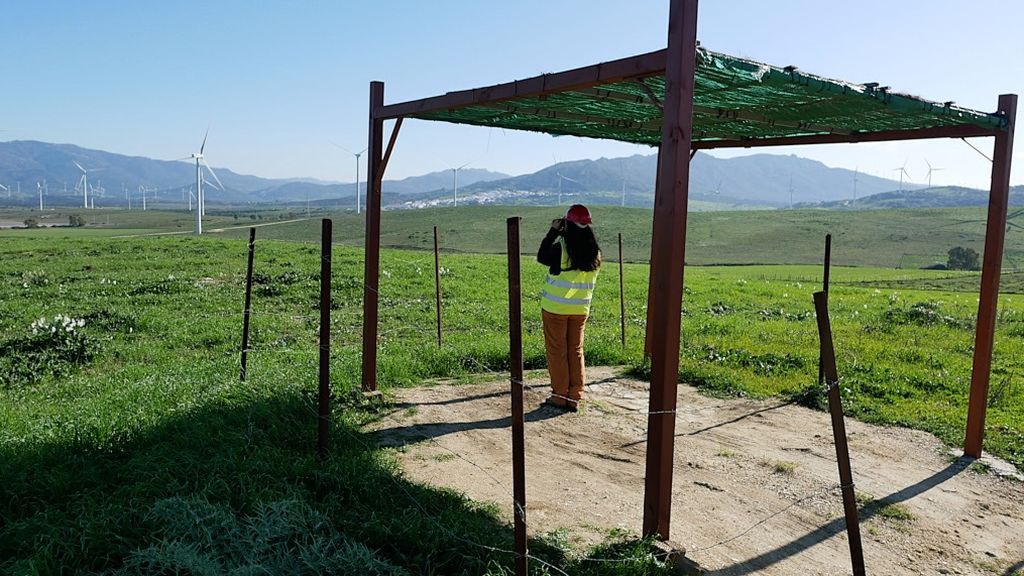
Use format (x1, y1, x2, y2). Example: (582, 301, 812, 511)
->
(202, 174, 222, 191)
(73, 161, 86, 173)
(202, 159, 225, 191)
(200, 128, 209, 155)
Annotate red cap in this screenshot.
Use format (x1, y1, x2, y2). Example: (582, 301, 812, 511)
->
(565, 204, 592, 227)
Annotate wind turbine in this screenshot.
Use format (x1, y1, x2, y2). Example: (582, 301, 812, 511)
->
(620, 159, 627, 207)
(924, 160, 943, 187)
(892, 162, 912, 192)
(332, 142, 367, 214)
(36, 182, 43, 211)
(452, 161, 471, 207)
(853, 167, 859, 202)
(0, 183, 8, 199)
(556, 172, 579, 205)
(183, 130, 224, 235)
(91, 181, 104, 208)
(73, 161, 99, 209)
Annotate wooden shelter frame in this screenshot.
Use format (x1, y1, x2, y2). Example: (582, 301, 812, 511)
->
(358, 0, 1016, 540)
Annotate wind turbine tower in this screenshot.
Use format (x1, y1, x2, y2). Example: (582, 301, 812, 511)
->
(925, 160, 943, 187)
(184, 131, 224, 235)
(332, 143, 367, 214)
(893, 162, 912, 192)
(556, 172, 579, 205)
(450, 162, 471, 207)
(73, 161, 95, 209)
(620, 160, 627, 207)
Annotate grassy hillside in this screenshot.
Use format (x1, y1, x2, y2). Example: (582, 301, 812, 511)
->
(1, 234, 1022, 572)
(6, 204, 1024, 272)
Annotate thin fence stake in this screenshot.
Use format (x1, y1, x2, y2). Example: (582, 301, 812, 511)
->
(505, 216, 528, 576)
(240, 227, 256, 381)
(817, 233, 832, 388)
(618, 232, 626, 348)
(434, 225, 443, 347)
(813, 290, 866, 576)
(318, 218, 332, 460)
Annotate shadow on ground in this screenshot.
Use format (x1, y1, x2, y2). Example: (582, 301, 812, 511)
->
(0, 388, 669, 575)
(710, 457, 971, 575)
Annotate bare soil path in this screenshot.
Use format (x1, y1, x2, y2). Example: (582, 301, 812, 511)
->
(367, 367, 1024, 576)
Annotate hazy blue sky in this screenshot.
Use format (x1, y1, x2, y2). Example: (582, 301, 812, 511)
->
(3, 1, 1021, 188)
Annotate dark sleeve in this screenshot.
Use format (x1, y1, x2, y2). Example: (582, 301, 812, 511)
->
(536, 229, 562, 276)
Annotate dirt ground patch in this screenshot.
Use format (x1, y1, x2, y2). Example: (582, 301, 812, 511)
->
(367, 367, 1024, 575)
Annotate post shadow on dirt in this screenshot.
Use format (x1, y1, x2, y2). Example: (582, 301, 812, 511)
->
(1005, 560, 1024, 576)
(392, 387, 511, 409)
(0, 390, 631, 575)
(369, 405, 564, 449)
(616, 400, 795, 449)
(708, 457, 973, 575)
(682, 400, 794, 438)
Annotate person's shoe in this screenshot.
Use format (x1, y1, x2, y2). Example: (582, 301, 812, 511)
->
(543, 396, 567, 409)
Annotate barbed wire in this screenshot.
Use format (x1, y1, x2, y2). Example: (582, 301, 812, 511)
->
(687, 483, 843, 555)
(233, 237, 862, 568)
(291, 395, 572, 576)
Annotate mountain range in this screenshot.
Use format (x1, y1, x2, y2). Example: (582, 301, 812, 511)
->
(3, 139, 1007, 211)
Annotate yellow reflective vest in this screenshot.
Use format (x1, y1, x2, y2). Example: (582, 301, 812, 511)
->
(541, 238, 599, 316)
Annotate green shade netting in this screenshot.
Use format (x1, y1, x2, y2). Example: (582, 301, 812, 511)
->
(412, 48, 1005, 146)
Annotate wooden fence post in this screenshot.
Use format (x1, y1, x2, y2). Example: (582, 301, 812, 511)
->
(813, 291, 866, 576)
(434, 225, 443, 347)
(318, 219, 332, 459)
(240, 227, 256, 381)
(506, 216, 528, 576)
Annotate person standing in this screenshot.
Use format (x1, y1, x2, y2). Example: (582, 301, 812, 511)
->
(536, 204, 602, 412)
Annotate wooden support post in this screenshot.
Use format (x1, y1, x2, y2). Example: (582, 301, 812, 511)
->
(434, 225, 443, 347)
(642, 0, 699, 541)
(318, 218, 333, 459)
(813, 291, 866, 576)
(965, 94, 1017, 457)
(817, 233, 832, 388)
(239, 227, 256, 382)
(619, 232, 627, 349)
(644, 151, 663, 359)
(361, 81, 385, 392)
(506, 216, 528, 576)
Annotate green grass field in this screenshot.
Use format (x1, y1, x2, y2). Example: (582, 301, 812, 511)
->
(5, 203, 1024, 270)
(2, 209, 1023, 573)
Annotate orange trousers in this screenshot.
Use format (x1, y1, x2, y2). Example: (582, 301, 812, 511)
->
(542, 309, 588, 407)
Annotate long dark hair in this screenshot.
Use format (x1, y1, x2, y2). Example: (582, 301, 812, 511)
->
(563, 223, 602, 272)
